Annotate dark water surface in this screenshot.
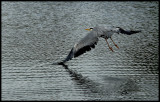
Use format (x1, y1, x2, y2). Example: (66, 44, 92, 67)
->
(2, 1, 159, 101)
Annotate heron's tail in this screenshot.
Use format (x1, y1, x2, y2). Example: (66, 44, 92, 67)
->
(118, 27, 141, 35)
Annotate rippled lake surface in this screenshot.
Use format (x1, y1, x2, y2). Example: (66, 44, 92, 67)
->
(2, 1, 159, 101)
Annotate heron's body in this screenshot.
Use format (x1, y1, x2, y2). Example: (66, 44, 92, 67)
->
(95, 25, 119, 38)
(57, 25, 141, 64)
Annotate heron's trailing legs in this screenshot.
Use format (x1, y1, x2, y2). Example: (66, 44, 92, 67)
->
(110, 37, 119, 49)
(105, 38, 114, 52)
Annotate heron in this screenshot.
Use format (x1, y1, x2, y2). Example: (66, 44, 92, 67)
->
(57, 25, 141, 65)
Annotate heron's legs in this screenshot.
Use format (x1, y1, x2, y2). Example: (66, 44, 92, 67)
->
(105, 38, 114, 52)
(110, 37, 119, 49)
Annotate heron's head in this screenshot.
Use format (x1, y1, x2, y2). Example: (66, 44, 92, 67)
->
(85, 28, 93, 31)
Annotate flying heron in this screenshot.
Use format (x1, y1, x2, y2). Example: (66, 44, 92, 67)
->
(57, 25, 141, 65)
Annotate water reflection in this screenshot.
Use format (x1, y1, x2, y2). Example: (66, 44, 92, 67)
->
(58, 63, 100, 93)
(56, 63, 139, 100)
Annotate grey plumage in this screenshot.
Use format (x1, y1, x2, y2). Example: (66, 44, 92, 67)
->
(59, 25, 141, 64)
(62, 31, 98, 63)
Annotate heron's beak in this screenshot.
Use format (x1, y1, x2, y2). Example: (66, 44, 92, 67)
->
(85, 29, 92, 31)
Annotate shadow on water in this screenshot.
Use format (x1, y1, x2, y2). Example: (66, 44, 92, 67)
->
(54, 62, 139, 100)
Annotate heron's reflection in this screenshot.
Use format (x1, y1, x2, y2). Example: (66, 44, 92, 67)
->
(58, 62, 100, 93)
(56, 62, 138, 99)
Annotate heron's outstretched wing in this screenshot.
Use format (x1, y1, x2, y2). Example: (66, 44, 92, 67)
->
(62, 31, 99, 63)
(118, 27, 141, 35)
